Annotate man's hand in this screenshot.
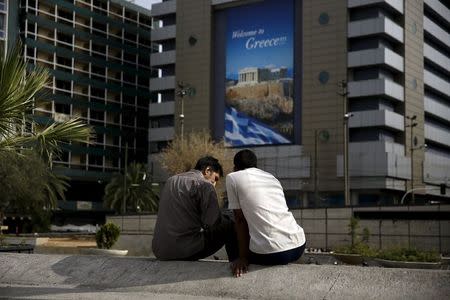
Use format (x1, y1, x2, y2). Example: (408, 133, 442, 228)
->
(231, 258, 248, 277)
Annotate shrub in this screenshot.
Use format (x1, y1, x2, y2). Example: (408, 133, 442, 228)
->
(95, 223, 121, 249)
(376, 247, 440, 262)
(334, 242, 377, 257)
(160, 131, 233, 207)
(334, 217, 377, 256)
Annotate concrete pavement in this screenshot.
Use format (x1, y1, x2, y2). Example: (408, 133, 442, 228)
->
(0, 253, 449, 299)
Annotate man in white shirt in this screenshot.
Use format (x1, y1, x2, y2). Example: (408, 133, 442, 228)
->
(226, 149, 306, 277)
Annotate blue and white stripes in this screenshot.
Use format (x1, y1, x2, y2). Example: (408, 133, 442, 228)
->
(224, 106, 291, 146)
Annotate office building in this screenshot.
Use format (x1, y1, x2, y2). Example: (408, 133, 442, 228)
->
(149, 0, 450, 206)
(7, 0, 154, 218)
(0, 0, 7, 51)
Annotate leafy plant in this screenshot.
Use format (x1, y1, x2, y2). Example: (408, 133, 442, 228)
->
(334, 242, 377, 257)
(95, 222, 121, 249)
(103, 162, 159, 213)
(376, 247, 440, 262)
(334, 217, 376, 256)
(0, 42, 93, 226)
(348, 217, 360, 247)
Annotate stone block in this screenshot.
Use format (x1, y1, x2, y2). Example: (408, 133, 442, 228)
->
(326, 207, 352, 218)
(359, 220, 380, 236)
(302, 208, 326, 218)
(380, 236, 409, 250)
(327, 219, 351, 234)
(410, 220, 439, 236)
(380, 220, 409, 235)
(114, 234, 153, 257)
(302, 219, 326, 234)
(440, 220, 450, 235)
(304, 233, 326, 249)
(409, 236, 440, 252)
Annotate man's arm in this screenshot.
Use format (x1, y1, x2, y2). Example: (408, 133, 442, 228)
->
(199, 183, 221, 228)
(232, 208, 250, 277)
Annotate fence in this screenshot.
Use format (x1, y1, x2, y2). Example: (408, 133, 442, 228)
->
(107, 204, 450, 256)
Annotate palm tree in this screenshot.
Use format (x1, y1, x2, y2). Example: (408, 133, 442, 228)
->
(0, 42, 93, 223)
(104, 162, 159, 213)
(0, 42, 93, 154)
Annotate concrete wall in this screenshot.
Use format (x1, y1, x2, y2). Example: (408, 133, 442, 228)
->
(404, 0, 425, 195)
(302, 0, 348, 193)
(107, 214, 156, 256)
(107, 205, 450, 256)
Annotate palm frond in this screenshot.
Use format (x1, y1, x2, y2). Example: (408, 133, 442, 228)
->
(103, 163, 159, 213)
(0, 42, 49, 137)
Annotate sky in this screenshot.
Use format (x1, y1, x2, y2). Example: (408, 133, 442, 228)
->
(131, 0, 162, 10)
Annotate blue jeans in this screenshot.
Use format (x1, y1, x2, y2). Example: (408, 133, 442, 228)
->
(249, 243, 306, 265)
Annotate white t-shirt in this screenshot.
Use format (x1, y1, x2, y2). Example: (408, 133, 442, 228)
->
(226, 168, 306, 254)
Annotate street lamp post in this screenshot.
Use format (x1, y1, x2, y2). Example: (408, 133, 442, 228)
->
(122, 142, 128, 215)
(176, 82, 195, 143)
(338, 80, 351, 206)
(406, 115, 418, 204)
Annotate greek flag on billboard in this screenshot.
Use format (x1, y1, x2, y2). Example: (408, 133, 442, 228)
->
(224, 0, 295, 147)
(225, 106, 290, 146)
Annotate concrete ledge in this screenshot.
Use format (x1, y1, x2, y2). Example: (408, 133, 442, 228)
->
(1, 254, 450, 299)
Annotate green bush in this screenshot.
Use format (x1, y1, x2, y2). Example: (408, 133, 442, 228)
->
(376, 247, 440, 262)
(95, 223, 121, 249)
(334, 242, 377, 257)
(334, 217, 377, 256)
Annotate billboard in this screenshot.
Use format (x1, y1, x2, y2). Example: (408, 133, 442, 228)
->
(224, 0, 295, 147)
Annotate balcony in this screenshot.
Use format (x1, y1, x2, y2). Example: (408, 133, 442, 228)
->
(337, 141, 410, 180)
(149, 127, 175, 142)
(424, 0, 450, 27)
(151, 0, 176, 17)
(348, 47, 403, 72)
(424, 43, 450, 75)
(424, 94, 450, 123)
(150, 76, 175, 91)
(348, 0, 403, 14)
(424, 17, 450, 49)
(425, 123, 450, 148)
(424, 70, 450, 97)
(350, 141, 410, 179)
(151, 50, 176, 67)
(149, 101, 175, 117)
(349, 109, 404, 131)
(424, 152, 450, 185)
(348, 78, 404, 102)
(348, 17, 404, 43)
(151, 24, 176, 42)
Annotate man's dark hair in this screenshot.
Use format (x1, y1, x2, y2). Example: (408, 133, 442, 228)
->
(234, 149, 257, 171)
(194, 156, 223, 177)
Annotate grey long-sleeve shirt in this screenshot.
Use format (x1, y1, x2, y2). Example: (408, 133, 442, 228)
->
(152, 170, 221, 260)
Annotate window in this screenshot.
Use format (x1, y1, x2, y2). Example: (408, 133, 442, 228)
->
(89, 154, 103, 166)
(90, 109, 104, 121)
(57, 32, 72, 49)
(56, 80, 71, 91)
(91, 87, 105, 99)
(124, 52, 136, 63)
(56, 56, 72, 68)
(55, 103, 70, 114)
(57, 7, 73, 26)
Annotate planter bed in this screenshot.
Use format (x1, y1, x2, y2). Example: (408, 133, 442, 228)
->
(373, 258, 442, 270)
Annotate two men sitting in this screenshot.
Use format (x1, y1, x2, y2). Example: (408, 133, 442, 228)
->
(152, 149, 306, 277)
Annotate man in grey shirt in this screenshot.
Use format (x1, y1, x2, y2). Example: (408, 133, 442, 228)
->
(152, 156, 238, 261)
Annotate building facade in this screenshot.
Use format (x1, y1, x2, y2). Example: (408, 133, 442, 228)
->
(7, 0, 154, 218)
(0, 0, 8, 51)
(149, 0, 450, 207)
